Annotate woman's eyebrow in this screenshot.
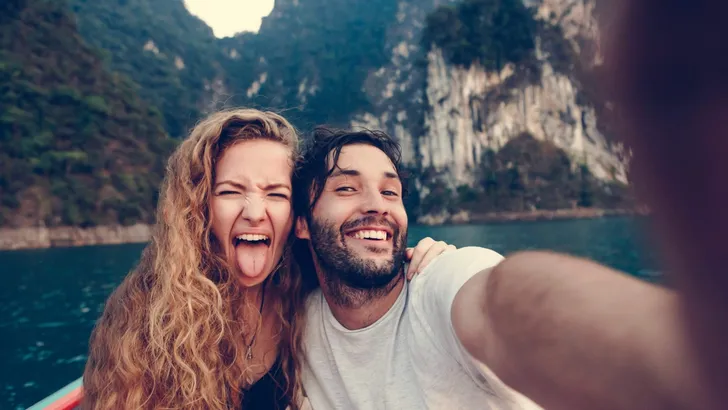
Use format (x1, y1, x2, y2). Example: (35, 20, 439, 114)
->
(262, 183, 292, 191)
(213, 180, 245, 190)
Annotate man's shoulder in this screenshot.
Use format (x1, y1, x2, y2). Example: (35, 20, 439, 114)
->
(417, 246, 504, 277)
(406, 246, 504, 315)
(304, 288, 324, 317)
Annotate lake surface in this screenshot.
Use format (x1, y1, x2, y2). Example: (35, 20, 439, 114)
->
(1, 217, 661, 409)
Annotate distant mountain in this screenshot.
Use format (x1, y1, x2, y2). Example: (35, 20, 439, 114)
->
(0, 0, 173, 228)
(0, 0, 634, 229)
(226, 0, 634, 219)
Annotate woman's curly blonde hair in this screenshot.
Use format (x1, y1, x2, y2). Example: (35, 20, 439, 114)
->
(82, 108, 308, 409)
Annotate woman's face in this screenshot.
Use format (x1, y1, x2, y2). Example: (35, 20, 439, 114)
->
(210, 139, 294, 287)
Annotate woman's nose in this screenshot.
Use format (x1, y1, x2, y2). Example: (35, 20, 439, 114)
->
(241, 196, 266, 224)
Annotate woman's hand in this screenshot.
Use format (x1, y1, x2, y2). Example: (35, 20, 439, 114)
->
(405, 237, 457, 280)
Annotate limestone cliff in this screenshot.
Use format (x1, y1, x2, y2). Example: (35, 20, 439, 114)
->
(352, 0, 627, 187)
(68, 0, 625, 190)
(421, 35, 626, 185)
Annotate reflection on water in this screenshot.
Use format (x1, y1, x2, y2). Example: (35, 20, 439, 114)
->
(1, 243, 146, 409)
(0, 217, 660, 408)
(409, 217, 660, 282)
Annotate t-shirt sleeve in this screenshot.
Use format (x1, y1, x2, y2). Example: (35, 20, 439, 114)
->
(409, 246, 504, 383)
(409, 247, 544, 408)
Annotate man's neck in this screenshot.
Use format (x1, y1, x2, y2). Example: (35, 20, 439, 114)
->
(321, 275, 405, 330)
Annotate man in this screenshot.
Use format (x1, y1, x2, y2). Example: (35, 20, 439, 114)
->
(288, 2, 728, 408)
(292, 127, 710, 410)
(293, 127, 539, 409)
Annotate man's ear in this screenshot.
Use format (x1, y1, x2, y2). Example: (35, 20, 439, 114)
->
(295, 216, 311, 240)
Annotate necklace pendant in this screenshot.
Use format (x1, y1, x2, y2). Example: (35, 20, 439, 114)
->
(246, 346, 253, 360)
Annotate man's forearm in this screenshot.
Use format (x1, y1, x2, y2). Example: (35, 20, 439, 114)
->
(464, 251, 708, 410)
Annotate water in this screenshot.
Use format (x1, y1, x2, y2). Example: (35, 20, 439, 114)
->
(1, 217, 661, 409)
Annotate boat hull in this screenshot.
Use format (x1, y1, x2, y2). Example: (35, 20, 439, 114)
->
(28, 377, 82, 410)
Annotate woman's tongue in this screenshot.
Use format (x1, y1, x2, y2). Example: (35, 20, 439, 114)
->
(235, 242, 270, 279)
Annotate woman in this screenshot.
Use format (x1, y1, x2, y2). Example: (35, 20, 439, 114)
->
(82, 108, 451, 409)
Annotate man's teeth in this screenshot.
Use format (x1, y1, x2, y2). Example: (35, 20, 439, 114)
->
(353, 230, 388, 240)
(236, 234, 269, 242)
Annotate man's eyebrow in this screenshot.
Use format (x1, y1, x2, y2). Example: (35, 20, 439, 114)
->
(329, 168, 360, 179)
(328, 169, 399, 180)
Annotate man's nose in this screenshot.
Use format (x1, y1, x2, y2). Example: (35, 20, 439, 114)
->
(241, 196, 266, 224)
(360, 189, 388, 215)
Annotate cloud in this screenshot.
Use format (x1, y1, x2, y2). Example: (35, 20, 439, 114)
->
(184, 0, 275, 37)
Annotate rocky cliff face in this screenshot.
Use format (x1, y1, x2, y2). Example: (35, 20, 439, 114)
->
(71, 0, 624, 189)
(349, 0, 448, 164)
(349, 0, 627, 187)
(0, 0, 629, 237)
(421, 35, 626, 185)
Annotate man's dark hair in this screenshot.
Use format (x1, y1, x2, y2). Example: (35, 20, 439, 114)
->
(292, 126, 408, 221)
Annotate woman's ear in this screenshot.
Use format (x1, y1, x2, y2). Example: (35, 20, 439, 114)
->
(295, 216, 311, 240)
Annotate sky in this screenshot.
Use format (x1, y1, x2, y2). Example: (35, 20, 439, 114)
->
(184, 0, 275, 37)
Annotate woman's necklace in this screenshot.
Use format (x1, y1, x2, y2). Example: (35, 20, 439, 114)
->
(245, 283, 266, 361)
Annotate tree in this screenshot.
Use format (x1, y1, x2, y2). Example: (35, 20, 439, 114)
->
(423, 0, 538, 71)
(578, 164, 595, 208)
(0, 0, 172, 227)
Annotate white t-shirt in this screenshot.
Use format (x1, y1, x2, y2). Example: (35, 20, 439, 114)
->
(301, 247, 541, 410)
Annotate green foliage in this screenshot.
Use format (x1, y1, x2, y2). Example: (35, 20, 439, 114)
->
(68, 0, 222, 137)
(418, 167, 457, 216)
(421, 0, 582, 99)
(415, 0, 617, 216)
(220, 0, 399, 128)
(423, 0, 537, 71)
(84, 95, 110, 114)
(415, 133, 633, 216)
(0, 0, 173, 227)
(537, 20, 578, 77)
(577, 164, 594, 207)
(1, 0, 625, 228)
(456, 184, 479, 205)
(61, 0, 581, 148)
(63, 0, 401, 132)
(401, 164, 422, 219)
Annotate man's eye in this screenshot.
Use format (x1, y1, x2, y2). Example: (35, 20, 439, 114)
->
(336, 186, 355, 192)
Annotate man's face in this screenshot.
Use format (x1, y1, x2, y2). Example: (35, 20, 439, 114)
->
(296, 143, 408, 290)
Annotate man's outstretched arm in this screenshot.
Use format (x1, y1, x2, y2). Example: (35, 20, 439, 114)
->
(452, 251, 709, 410)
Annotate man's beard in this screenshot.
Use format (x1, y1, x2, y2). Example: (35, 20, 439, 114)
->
(308, 215, 407, 308)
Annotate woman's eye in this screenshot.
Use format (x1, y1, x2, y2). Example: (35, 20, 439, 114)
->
(218, 190, 238, 196)
(268, 192, 289, 199)
(335, 186, 355, 192)
(382, 190, 399, 197)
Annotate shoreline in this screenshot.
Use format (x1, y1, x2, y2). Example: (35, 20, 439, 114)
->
(417, 207, 648, 226)
(0, 208, 648, 251)
(468, 208, 648, 224)
(0, 223, 152, 251)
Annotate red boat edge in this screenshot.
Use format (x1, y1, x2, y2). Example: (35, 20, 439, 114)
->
(28, 377, 83, 410)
